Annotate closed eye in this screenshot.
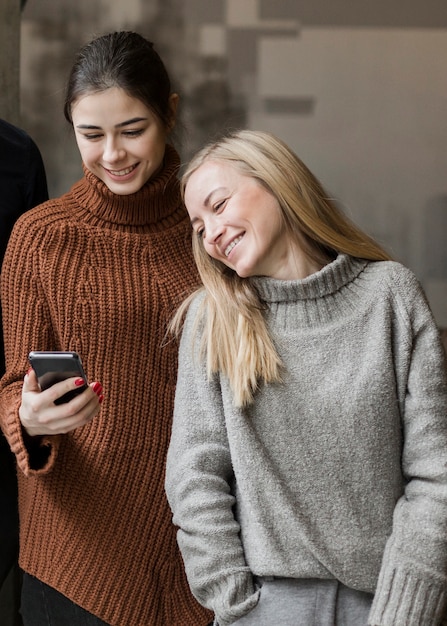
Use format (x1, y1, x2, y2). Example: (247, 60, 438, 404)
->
(78, 128, 145, 140)
(122, 129, 145, 137)
(213, 199, 227, 212)
(82, 132, 103, 140)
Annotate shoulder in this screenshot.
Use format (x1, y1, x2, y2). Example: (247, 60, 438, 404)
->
(8, 194, 74, 241)
(364, 258, 417, 284)
(182, 288, 205, 320)
(0, 119, 41, 161)
(178, 290, 207, 343)
(0, 119, 31, 147)
(188, 289, 207, 313)
(364, 259, 433, 326)
(365, 259, 425, 298)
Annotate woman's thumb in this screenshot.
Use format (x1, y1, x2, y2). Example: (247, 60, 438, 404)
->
(23, 368, 40, 392)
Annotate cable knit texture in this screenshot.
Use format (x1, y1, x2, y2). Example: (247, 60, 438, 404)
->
(0, 145, 212, 626)
(166, 254, 447, 626)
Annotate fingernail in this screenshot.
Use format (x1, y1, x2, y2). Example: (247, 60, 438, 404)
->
(26, 368, 33, 376)
(98, 394, 104, 404)
(92, 382, 103, 395)
(75, 378, 86, 387)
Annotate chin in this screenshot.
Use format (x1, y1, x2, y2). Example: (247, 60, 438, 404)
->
(234, 268, 253, 278)
(107, 181, 142, 195)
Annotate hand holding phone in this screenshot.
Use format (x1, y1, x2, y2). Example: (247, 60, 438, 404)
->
(20, 351, 103, 438)
(28, 351, 88, 405)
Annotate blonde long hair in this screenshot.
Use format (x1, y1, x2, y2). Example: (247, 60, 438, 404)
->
(174, 130, 392, 407)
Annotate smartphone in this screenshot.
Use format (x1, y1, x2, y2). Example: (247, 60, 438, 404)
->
(28, 351, 88, 405)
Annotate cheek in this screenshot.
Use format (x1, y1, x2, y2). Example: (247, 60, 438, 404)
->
(201, 239, 223, 263)
(77, 142, 99, 166)
(203, 240, 216, 257)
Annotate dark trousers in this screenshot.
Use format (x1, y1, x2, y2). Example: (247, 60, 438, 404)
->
(0, 433, 22, 626)
(22, 574, 215, 626)
(21, 575, 109, 626)
(0, 565, 22, 626)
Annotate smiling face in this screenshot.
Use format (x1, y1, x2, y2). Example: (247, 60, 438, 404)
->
(185, 159, 311, 280)
(71, 87, 177, 195)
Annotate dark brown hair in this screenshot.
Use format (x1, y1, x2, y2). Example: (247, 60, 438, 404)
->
(64, 31, 173, 128)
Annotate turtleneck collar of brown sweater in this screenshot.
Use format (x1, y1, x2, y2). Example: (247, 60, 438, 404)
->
(69, 143, 185, 231)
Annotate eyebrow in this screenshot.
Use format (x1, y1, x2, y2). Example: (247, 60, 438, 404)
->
(189, 187, 227, 227)
(75, 117, 148, 130)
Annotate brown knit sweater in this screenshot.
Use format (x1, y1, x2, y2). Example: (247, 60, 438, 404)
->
(0, 145, 212, 626)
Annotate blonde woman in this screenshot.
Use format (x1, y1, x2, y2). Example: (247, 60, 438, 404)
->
(165, 130, 447, 626)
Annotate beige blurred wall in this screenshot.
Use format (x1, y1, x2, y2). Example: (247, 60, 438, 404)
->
(4, 0, 447, 322)
(0, 0, 20, 123)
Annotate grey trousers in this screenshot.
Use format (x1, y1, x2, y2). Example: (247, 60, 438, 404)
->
(230, 578, 373, 626)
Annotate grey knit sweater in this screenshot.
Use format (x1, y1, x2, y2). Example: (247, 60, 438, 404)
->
(165, 254, 447, 626)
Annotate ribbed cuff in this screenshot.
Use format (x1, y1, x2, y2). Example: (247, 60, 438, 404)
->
(200, 571, 259, 626)
(1, 385, 59, 475)
(369, 566, 446, 625)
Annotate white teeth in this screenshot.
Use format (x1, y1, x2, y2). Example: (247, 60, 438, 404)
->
(225, 235, 243, 257)
(109, 165, 136, 176)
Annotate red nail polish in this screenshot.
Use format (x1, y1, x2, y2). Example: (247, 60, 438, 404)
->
(75, 378, 86, 387)
(98, 394, 104, 404)
(92, 382, 102, 395)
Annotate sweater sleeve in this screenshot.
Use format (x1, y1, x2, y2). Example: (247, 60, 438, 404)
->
(369, 267, 447, 625)
(0, 212, 61, 475)
(165, 297, 259, 626)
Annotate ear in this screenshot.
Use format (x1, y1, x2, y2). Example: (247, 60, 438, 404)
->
(166, 93, 179, 132)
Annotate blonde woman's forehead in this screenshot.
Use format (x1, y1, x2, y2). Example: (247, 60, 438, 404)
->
(184, 159, 257, 208)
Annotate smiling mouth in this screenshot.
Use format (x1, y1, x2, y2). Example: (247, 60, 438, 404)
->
(106, 164, 138, 176)
(225, 235, 243, 257)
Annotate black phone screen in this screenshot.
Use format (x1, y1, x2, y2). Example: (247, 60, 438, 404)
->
(28, 351, 88, 405)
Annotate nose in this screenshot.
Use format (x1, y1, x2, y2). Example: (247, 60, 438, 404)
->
(103, 136, 125, 163)
(203, 216, 224, 245)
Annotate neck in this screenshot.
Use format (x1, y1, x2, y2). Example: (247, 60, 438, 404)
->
(276, 243, 326, 280)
